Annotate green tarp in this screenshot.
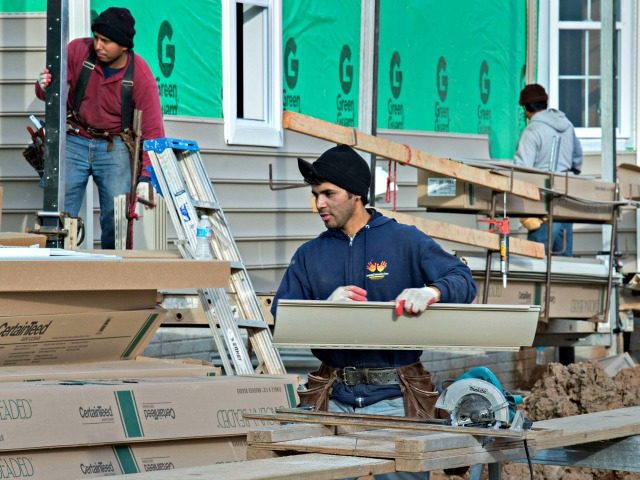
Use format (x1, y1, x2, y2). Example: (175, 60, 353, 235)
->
(282, 0, 360, 128)
(91, 0, 222, 118)
(4, 0, 527, 159)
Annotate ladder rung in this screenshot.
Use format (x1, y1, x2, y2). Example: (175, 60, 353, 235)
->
(230, 261, 245, 271)
(192, 200, 221, 210)
(233, 319, 270, 330)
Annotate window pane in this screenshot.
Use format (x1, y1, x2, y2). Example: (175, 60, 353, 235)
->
(592, 0, 621, 22)
(588, 29, 600, 76)
(587, 79, 601, 127)
(559, 30, 585, 76)
(559, 79, 585, 127)
(559, 0, 587, 20)
(238, 4, 266, 121)
(591, 0, 600, 20)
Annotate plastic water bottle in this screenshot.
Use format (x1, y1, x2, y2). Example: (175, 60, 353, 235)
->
(535, 346, 545, 365)
(194, 215, 213, 260)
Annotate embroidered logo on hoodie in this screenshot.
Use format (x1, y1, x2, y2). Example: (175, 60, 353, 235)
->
(366, 260, 389, 280)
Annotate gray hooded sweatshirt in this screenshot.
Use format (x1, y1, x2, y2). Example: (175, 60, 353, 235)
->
(514, 109, 583, 174)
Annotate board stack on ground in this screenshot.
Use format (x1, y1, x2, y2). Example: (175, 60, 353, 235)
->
(463, 253, 618, 336)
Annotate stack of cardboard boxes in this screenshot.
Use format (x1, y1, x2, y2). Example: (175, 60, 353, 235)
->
(0, 243, 296, 478)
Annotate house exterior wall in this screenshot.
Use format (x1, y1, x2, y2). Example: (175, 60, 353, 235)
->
(1, 2, 636, 381)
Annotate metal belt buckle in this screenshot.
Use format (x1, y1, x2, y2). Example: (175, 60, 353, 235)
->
(342, 366, 358, 385)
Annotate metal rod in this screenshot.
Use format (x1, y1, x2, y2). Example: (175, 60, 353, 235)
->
(368, 0, 380, 206)
(41, 0, 69, 247)
(482, 192, 498, 304)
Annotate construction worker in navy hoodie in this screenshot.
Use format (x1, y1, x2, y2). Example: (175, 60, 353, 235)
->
(271, 145, 476, 479)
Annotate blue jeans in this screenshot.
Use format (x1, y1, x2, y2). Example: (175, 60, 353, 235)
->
(527, 222, 573, 256)
(329, 397, 429, 479)
(65, 134, 131, 249)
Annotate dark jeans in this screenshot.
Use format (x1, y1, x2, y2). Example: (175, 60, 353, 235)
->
(527, 222, 573, 256)
(64, 134, 131, 249)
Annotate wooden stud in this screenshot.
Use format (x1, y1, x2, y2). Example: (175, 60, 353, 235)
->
(283, 111, 540, 201)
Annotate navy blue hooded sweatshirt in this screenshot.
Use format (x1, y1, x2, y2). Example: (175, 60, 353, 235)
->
(272, 210, 477, 406)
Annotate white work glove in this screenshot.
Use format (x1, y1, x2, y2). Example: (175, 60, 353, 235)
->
(328, 285, 367, 302)
(38, 68, 52, 91)
(136, 180, 155, 209)
(395, 286, 441, 315)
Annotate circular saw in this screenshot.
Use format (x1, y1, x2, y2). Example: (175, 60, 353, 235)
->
(435, 378, 511, 428)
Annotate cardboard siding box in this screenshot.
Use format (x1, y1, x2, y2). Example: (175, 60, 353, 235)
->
(0, 437, 246, 479)
(474, 280, 605, 320)
(0, 375, 296, 451)
(0, 232, 47, 248)
(618, 163, 640, 200)
(417, 170, 615, 222)
(416, 173, 492, 211)
(0, 309, 163, 366)
(0, 258, 230, 292)
(0, 357, 220, 382)
(0, 290, 158, 317)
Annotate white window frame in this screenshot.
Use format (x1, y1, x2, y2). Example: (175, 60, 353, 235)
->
(222, 0, 283, 147)
(546, 0, 633, 149)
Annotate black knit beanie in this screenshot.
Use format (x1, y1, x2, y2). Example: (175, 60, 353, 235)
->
(519, 84, 548, 105)
(91, 7, 135, 49)
(298, 145, 371, 205)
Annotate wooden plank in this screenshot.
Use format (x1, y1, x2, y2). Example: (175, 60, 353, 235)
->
(243, 410, 530, 439)
(249, 432, 528, 461)
(396, 446, 528, 472)
(395, 431, 524, 453)
(283, 111, 541, 201)
(533, 407, 640, 449)
(104, 453, 395, 480)
(379, 208, 545, 259)
(619, 302, 640, 311)
(248, 423, 335, 444)
(249, 434, 400, 458)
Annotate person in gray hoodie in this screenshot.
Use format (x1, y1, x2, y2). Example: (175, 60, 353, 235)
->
(514, 83, 583, 256)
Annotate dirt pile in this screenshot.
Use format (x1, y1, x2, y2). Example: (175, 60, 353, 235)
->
(508, 362, 640, 480)
(614, 366, 640, 407)
(526, 362, 626, 420)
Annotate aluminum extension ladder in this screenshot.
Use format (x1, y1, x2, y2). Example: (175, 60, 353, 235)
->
(144, 138, 285, 376)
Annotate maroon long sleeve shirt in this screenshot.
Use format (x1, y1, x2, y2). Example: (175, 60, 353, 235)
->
(35, 38, 165, 170)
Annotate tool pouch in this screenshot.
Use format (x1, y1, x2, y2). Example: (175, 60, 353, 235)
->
(398, 362, 440, 419)
(22, 143, 45, 178)
(297, 364, 338, 411)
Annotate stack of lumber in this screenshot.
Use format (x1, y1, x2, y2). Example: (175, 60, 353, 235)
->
(247, 424, 531, 472)
(99, 407, 640, 479)
(0, 248, 298, 478)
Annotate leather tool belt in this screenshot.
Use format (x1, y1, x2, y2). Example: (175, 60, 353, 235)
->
(336, 366, 401, 386)
(297, 362, 439, 419)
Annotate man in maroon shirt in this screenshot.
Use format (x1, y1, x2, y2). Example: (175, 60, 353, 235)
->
(36, 7, 165, 249)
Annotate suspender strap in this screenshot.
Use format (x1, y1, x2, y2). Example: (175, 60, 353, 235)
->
(121, 53, 135, 131)
(71, 50, 135, 131)
(72, 50, 96, 117)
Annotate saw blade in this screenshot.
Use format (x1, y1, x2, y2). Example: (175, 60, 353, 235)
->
(453, 393, 496, 426)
